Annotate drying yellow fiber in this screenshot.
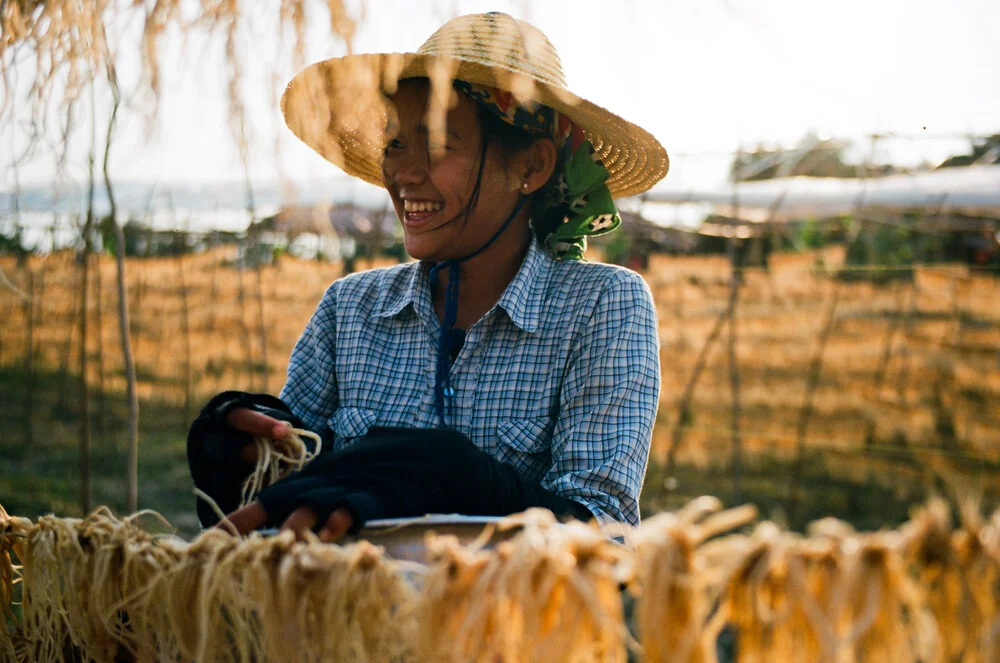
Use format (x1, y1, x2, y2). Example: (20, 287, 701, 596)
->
(240, 427, 322, 506)
(902, 499, 1000, 663)
(0, 506, 416, 663)
(628, 497, 758, 663)
(4, 498, 1000, 663)
(416, 509, 632, 662)
(1, 504, 29, 662)
(625, 499, 1000, 663)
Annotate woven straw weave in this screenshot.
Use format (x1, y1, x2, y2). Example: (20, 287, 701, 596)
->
(281, 12, 669, 199)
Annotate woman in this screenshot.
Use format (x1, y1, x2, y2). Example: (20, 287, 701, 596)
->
(188, 12, 668, 541)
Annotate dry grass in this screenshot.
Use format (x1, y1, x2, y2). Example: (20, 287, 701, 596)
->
(645, 255, 999, 460)
(0, 248, 998, 508)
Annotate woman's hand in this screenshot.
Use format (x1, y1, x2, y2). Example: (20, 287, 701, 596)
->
(220, 500, 355, 542)
(221, 408, 354, 540)
(225, 407, 294, 463)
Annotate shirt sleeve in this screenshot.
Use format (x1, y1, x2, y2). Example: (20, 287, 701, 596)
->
(542, 270, 660, 527)
(279, 282, 341, 433)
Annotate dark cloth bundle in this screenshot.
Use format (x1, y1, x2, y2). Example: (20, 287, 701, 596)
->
(187, 392, 592, 532)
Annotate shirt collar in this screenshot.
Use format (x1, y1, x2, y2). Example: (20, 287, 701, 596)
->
(373, 260, 427, 319)
(496, 237, 549, 334)
(372, 237, 550, 334)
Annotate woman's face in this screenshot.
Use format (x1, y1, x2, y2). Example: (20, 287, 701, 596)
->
(381, 81, 523, 263)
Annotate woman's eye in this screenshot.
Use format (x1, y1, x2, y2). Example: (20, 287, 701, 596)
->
(427, 140, 456, 156)
(384, 139, 404, 152)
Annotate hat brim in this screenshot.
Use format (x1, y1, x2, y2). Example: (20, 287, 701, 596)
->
(281, 53, 669, 199)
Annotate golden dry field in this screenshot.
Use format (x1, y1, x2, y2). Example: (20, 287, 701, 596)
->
(646, 250, 999, 458)
(1, 248, 998, 527)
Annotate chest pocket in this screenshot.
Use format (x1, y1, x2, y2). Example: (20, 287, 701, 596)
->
(496, 416, 552, 469)
(327, 406, 380, 449)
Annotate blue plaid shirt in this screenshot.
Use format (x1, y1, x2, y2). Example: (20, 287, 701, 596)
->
(280, 238, 660, 525)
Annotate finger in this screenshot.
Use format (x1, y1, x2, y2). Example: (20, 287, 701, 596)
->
(281, 506, 319, 540)
(219, 501, 268, 535)
(226, 408, 291, 440)
(318, 508, 355, 543)
(238, 442, 260, 464)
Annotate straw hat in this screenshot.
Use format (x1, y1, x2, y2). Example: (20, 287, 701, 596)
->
(281, 12, 668, 199)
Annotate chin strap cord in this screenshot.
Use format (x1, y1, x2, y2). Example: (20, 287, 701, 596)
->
(428, 194, 528, 428)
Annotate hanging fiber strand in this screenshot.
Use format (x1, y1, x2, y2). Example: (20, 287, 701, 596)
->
(240, 427, 323, 506)
(628, 497, 758, 663)
(416, 508, 633, 662)
(4, 499, 1000, 662)
(0, 506, 416, 663)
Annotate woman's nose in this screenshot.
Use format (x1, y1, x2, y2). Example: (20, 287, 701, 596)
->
(385, 149, 427, 187)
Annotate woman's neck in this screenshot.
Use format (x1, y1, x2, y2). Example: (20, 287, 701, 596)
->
(432, 224, 532, 329)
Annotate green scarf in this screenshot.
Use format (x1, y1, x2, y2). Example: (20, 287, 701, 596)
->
(455, 82, 621, 259)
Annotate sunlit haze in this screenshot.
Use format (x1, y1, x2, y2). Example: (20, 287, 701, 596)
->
(3, 0, 998, 200)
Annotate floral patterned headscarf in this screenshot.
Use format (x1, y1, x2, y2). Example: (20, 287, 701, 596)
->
(454, 81, 621, 260)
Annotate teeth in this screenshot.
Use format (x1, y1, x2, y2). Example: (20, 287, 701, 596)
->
(404, 200, 443, 213)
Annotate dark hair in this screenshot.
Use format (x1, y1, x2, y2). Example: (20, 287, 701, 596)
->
(387, 78, 560, 240)
(458, 102, 560, 240)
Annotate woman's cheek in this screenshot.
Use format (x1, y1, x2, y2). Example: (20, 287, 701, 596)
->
(432, 160, 475, 209)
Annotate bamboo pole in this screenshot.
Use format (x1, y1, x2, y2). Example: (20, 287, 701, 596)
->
(1, 151, 21, 370)
(131, 273, 144, 361)
(93, 245, 107, 438)
(22, 267, 34, 447)
(57, 224, 80, 411)
(239, 113, 267, 393)
(665, 299, 732, 478)
(78, 116, 97, 514)
(31, 261, 46, 438)
(864, 282, 911, 447)
(207, 235, 219, 333)
(237, 262, 254, 389)
(0, 273, 5, 366)
(102, 60, 140, 512)
(726, 239, 744, 500)
(114, 229, 139, 511)
(726, 150, 743, 499)
(931, 269, 964, 449)
(787, 279, 841, 523)
(893, 281, 918, 401)
(788, 134, 881, 523)
(255, 262, 269, 393)
(177, 247, 193, 427)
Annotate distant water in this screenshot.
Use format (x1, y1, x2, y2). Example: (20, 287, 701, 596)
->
(0, 179, 388, 251)
(0, 178, 391, 228)
(0, 178, 392, 252)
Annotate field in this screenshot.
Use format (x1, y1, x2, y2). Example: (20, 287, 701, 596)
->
(0, 247, 998, 534)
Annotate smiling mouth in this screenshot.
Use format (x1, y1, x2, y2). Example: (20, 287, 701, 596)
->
(404, 200, 444, 213)
(401, 200, 445, 227)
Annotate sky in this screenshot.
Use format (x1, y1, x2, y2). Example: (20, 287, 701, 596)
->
(2, 0, 999, 204)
